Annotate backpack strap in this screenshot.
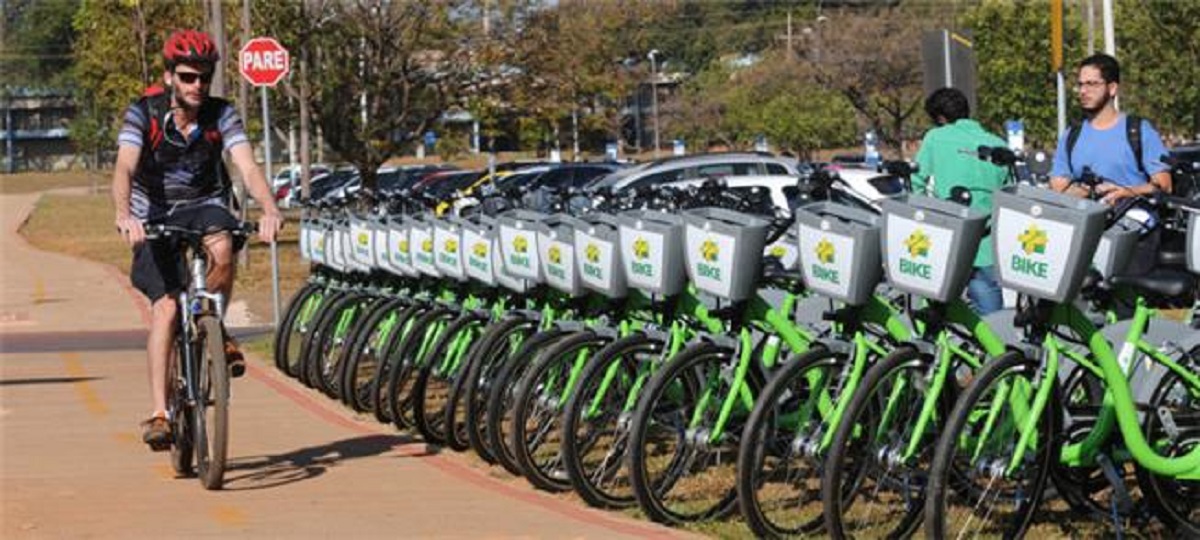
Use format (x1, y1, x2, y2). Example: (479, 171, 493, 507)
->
(1065, 122, 1082, 177)
(1126, 114, 1146, 178)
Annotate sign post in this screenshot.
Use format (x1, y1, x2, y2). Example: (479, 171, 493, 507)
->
(239, 37, 290, 329)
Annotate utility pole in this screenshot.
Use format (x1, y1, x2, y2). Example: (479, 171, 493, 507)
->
(648, 49, 661, 159)
(239, 0, 251, 123)
(787, 11, 793, 60)
(208, 0, 227, 97)
(1087, 0, 1096, 55)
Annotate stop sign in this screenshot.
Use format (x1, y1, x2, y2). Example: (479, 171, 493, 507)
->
(239, 37, 290, 87)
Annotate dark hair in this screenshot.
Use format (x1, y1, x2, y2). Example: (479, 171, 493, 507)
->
(1079, 53, 1120, 83)
(925, 87, 970, 124)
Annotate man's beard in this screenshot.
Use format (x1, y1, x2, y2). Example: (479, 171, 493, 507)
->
(1082, 94, 1112, 117)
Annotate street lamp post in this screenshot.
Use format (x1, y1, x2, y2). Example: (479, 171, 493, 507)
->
(648, 49, 661, 158)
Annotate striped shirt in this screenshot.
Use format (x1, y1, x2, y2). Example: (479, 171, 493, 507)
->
(118, 97, 249, 220)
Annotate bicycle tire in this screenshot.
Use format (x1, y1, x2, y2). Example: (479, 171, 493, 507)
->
(194, 315, 229, 490)
(283, 287, 343, 379)
(298, 291, 361, 388)
(484, 328, 573, 477)
(461, 316, 538, 463)
(510, 330, 610, 492)
(312, 294, 379, 400)
(274, 281, 321, 375)
(821, 345, 943, 540)
(925, 350, 1060, 540)
(1134, 365, 1200, 537)
(561, 332, 662, 509)
(368, 303, 424, 425)
(339, 297, 409, 411)
(169, 333, 194, 477)
(386, 306, 456, 431)
(412, 312, 486, 445)
(628, 340, 764, 525)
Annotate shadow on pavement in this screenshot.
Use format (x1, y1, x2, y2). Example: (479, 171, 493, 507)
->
(219, 433, 417, 491)
(0, 376, 103, 386)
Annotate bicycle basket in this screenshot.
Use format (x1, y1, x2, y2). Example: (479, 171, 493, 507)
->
(618, 210, 686, 296)
(350, 218, 377, 270)
(387, 217, 415, 277)
(299, 219, 314, 261)
(540, 214, 587, 297)
(312, 223, 329, 267)
(574, 214, 628, 299)
(1189, 210, 1200, 274)
(434, 217, 467, 281)
(463, 217, 498, 286)
(1092, 217, 1140, 279)
(329, 222, 351, 273)
(682, 207, 770, 301)
(370, 219, 388, 271)
(765, 231, 799, 271)
(495, 236, 533, 293)
(881, 195, 987, 303)
(992, 184, 1107, 303)
(795, 202, 882, 305)
(409, 213, 440, 278)
(498, 210, 548, 282)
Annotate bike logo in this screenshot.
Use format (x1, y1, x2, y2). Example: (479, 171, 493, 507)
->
(472, 242, 488, 258)
(514, 235, 529, 253)
(548, 245, 562, 265)
(905, 229, 930, 258)
(1019, 225, 1047, 255)
(585, 243, 601, 264)
(443, 238, 458, 254)
(633, 237, 650, 260)
(701, 239, 719, 263)
(399, 239, 409, 254)
(356, 231, 370, 247)
(422, 238, 433, 253)
(816, 239, 835, 264)
(769, 245, 787, 258)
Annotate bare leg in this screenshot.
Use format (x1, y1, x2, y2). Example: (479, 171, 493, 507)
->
(203, 232, 236, 304)
(148, 296, 178, 415)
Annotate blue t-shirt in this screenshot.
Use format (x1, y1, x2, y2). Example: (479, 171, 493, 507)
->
(1050, 114, 1169, 187)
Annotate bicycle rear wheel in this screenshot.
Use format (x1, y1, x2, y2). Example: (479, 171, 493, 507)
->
(1135, 367, 1200, 537)
(461, 316, 538, 463)
(925, 351, 1059, 539)
(274, 282, 322, 376)
(194, 315, 229, 490)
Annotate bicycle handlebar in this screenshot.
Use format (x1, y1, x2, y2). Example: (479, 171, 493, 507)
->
(142, 222, 258, 242)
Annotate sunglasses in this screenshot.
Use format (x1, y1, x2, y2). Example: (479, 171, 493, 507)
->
(175, 71, 214, 85)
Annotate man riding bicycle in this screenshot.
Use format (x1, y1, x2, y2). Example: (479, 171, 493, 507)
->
(111, 30, 283, 450)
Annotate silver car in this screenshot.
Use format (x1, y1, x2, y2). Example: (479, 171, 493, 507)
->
(587, 152, 799, 192)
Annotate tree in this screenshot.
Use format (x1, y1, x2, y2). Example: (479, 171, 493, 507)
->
(1116, 0, 1200, 141)
(3, 0, 78, 89)
(808, 6, 940, 157)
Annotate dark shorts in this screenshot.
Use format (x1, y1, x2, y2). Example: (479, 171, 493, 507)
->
(130, 205, 240, 303)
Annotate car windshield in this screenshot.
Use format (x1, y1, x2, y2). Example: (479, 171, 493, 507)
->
(425, 171, 482, 199)
(587, 162, 653, 189)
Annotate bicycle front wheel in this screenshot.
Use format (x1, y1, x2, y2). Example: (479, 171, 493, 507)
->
(628, 340, 761, 525)
(925, 351, 1059, 539)
(194, 315, 229, 490)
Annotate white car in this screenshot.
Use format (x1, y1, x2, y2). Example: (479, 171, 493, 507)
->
(664, 167, 903, 215)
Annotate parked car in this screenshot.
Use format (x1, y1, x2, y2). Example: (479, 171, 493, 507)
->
(587, 152, 799, 192)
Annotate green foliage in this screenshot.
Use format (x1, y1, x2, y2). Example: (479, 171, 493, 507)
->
(1115, 0, 1200, 141)
(3, 0, 79, 88)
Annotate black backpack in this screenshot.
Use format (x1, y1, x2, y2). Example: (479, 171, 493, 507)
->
(135, 89, 237, 209)
(1065, 114, 1145, 179)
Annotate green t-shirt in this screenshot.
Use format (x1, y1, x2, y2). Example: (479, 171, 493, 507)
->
(912, 119, 1007, 268)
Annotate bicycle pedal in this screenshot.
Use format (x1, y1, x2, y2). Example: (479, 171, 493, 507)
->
(147, 440, 172, 452)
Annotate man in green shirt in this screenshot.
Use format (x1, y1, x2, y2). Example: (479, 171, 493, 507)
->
(911, 87, 1007, 314)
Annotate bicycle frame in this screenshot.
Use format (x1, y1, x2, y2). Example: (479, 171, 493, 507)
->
(999, 299, 1200, 480)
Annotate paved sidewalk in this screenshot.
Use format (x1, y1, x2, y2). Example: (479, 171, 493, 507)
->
(0, 193, 690, 539)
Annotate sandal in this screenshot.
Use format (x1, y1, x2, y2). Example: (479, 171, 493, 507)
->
(224, 336, 246, 378)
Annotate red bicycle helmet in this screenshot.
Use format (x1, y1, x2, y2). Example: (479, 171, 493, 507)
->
(163, 30, 219, 68)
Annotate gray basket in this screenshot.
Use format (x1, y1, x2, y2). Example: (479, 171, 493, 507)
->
(330, 223, 352, 273)
(369, 220, 388, 271)
(498, 210, 549, 282)
(765, 231, 799, 271)
(881, 195, 988, 303)
(434, 217, 467, 281)
(540, 214, 587, 297)
(299, 219, 315, 261)
(463, 217, 498, 286)
(1189, 211, 1200, 274)
(574, 214, 628, 299)
(408, 214, 440, 278)
(386, 218, 415, 277)
(1093, 217, 1140, 279)
(795, 202, 882, 305)
(312, 223, 330, 267)
(494, 236, 534, 293)
(992, 185, 1107, 303)
(683, 208, 770, 301)
(350, 218, 377, 270)
(618, 210, 687, 296)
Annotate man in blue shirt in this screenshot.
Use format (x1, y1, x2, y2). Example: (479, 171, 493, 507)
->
(1050, 53, 1172, 275)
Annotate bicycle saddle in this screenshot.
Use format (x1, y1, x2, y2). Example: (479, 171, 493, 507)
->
(1109, 268, 1196, 298)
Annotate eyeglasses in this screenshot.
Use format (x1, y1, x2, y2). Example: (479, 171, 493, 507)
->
(1074, 79, 1108, 91)
(175, 70, 214, 85)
